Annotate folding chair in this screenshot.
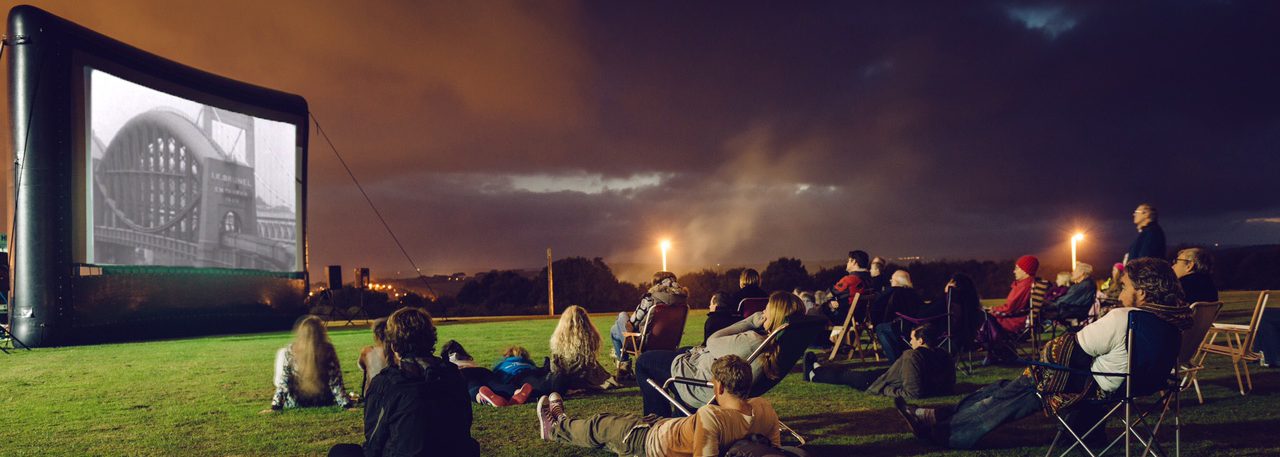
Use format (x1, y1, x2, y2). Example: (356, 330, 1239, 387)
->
(1177, 301, 1222, 404)
(1021, 278, 1052, 354)
(1195, 291, 1270, 395)
(830, 293, 876, 361)
(1033, 310, 1182, 457)
(622, 303, 689, 367)
(646, 314, 827, 446)
(738, 297, 769, 317)
(894, 288, 978, 374)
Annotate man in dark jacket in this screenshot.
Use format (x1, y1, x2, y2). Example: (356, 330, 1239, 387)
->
(329, 308, 480, 457)
(728, 268, 769, 314)
(1049, 262, 1099, 321)
(804, 324, 955, 400)
(1172, 247, 1218, 304)
(1126, 203, 1166, 263)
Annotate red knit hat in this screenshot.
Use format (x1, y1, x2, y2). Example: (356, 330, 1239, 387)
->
(1016, 255, 1040, 276)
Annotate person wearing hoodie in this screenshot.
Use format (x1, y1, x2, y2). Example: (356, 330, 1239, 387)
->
(328, 307, 480, 457)
(609, 271, 688, 377)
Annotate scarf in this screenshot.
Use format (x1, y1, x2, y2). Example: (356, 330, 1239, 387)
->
(1027, 332, 1104, 416)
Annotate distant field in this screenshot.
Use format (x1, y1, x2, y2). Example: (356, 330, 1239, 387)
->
(0, 290, 1275, 456)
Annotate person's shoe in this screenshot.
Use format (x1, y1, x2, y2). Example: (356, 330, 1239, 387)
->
(893, 396, 930, 441)
(510, 383, 534, 405)
(536, 396, 553, 440)
(803, 351, 817, 382)
(476, 386, 508, 407)
(547, 392, 566, 423)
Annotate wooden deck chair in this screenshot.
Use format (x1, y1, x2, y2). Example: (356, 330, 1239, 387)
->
(1177, 301, 1223, 404)
(1195, 291, 1270, 395)
(646, 314, 827, 446)
(829, 293, 867, 361)
(737, 297, 769, 317)
(622, 303, 689, 364)
(1013, 278, 1052, 358)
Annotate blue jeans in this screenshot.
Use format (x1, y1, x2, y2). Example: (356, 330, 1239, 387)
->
(610, 312, 629, 361)
(945, 375, 1042, 449)
(876, 322, 906, 363)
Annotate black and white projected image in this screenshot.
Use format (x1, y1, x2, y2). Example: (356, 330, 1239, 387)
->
(88, 69, 299, 272)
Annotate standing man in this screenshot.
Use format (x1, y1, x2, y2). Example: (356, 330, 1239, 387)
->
(1126, 203, 1166, 263)
(1172, 247, 1218, 304)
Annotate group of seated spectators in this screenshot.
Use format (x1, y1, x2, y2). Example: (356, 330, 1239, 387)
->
(267, 203, 1245, 456)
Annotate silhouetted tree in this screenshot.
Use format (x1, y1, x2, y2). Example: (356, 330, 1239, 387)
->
(762, 257, 810, 293)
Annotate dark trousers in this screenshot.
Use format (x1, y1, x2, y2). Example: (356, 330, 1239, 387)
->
(328, 443, 362, 457)
(812, 366, 886, 391)
(1255, 313, 1280, 365)
(875, 322, 907, 363)
(635, 349, 682, 417)
(943, 375, 1043, 449)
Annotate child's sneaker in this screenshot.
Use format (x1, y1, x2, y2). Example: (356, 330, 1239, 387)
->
(476, 386, 508, 407)
(510, 383, 534, 405)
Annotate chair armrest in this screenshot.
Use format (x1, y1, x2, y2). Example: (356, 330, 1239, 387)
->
(1018, 359, 1127, 379)
(622, 332, 642, 337)
(1211, 323, 1251, 332)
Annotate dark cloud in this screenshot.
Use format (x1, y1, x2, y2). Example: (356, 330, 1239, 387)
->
(3, 1, 1277, 280)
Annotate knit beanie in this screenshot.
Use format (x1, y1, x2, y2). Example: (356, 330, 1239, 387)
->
(1016, 255, 1040, 277)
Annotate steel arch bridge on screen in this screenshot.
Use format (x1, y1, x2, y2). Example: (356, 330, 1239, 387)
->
(91, 106, 296, 271)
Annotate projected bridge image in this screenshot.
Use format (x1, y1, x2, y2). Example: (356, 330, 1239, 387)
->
(91, 105, 297, 272)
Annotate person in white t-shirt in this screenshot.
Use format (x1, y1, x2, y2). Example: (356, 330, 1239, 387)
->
(895, 257, 1191, 450)
(537, 355, 780, 457)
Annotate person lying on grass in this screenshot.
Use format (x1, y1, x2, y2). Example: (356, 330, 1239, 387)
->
(635, 291, 802, 417)
(263, 315, 354, 413)
(441, 339, 534, 407)
(329, 307, 480, 457)
(537, 354, 779, 457)
(804, 323, 955, 400)
(894, 258, 1191, 450)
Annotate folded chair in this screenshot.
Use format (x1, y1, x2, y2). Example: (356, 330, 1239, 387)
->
(1030, 310, 1182, 457)
(1195, 291, 1270, 395)
(738, 297, 770, 318)
(646, 314, 828, 446)
(622, 303, 689, 370)
(1177, 302, 1223, 404)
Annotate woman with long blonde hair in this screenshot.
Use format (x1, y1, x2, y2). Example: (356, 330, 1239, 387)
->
(264, 315, 353, 412)
(548, 305, 614, 391)
(636, 291, 804, 416)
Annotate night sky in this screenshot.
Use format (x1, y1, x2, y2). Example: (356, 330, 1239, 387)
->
(3, 1, 1278, 281)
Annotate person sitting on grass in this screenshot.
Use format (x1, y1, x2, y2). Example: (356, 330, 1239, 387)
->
(609, 271, 688, 377)
(894, 258, 1191, 450)
(357, 318, 391, 397)
(703, 292, 740, 344)
(537, 355, 780, 457)
(636, 291, 803, 417)
(264, 315, 353, 413)
(328, 307, 480, 457)
(804, 324, 955, 400)
(548, 305, 618, 391)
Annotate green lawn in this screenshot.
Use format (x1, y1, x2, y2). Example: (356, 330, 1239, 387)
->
(1, 291, 1276, 456)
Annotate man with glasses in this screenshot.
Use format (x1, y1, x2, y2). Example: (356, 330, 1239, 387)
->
(1125, 203, 1166, 263)
(1172, 247, 1218, 304)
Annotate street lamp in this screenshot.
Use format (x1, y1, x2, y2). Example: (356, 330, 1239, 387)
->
(660, 239, 672, 272)
(1071, 233, 1085, 272)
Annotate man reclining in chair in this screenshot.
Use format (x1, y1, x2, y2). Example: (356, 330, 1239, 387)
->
(537, 355, 780, 457)
(894, 258, 1191, 450)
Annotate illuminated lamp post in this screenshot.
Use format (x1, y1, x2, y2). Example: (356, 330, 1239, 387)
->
(660, 239, 672, 272)
(1071, 233, 1085, 272)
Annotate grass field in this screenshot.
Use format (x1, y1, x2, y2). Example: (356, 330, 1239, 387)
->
(2, 290, 1277, 456)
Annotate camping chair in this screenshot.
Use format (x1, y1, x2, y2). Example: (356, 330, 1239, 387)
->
(738, 297, 770, 317)
(1031, 310, 1182, 457)
(1194, 291, 1270, 395)
(1009, 278, 1052, 357)
(1176, 301, 1222, 404)
(894, 288, 978, 375)
(830, 293, 878, 361)
(645, 314, 828, 446)
(622, 303, 689, 368)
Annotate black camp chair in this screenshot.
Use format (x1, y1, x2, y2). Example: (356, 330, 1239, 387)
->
(645, 314, 828, 445)
(1026, 310, 1182, 457)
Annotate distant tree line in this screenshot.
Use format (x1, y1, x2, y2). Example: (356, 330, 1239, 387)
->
(350, 245, 1280, 318)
